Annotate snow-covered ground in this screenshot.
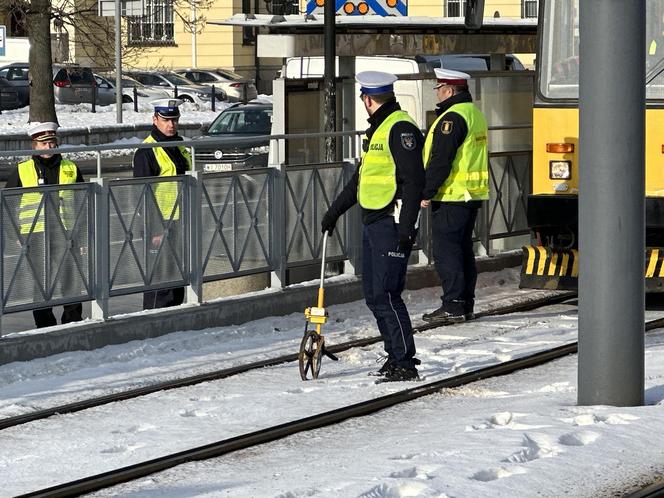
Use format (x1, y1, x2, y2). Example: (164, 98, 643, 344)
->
(1, 268, 662, 497)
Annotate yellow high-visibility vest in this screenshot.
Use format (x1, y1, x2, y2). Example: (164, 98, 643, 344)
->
(358, 110, 417, 210)
(143, 135, 191, 220)
(423, 102, 489, 202)
(17, 158, 78, 234)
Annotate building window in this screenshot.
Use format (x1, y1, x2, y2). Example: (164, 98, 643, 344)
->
(522, 0, 538, 18)
(446, 0, 466, 17)
(128, 0, 175, 46)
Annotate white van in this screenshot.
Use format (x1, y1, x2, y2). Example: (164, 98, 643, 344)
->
(284, 56, 433, 132)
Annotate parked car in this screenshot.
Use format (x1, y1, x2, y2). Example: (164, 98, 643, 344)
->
(52, 64, 115, 106)
(196, 102, 272, 172)
(0, 78, 22, 110)
(176, 68, 258, 102)
(415, 54, 527, 71)
(0, 63, 113, 106)
(0, 62, 29, 107)
(125, 70, 227, 105)
(94, 74, 171, 104)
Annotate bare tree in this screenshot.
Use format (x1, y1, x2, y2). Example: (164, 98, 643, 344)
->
(0, 0, 214, 123)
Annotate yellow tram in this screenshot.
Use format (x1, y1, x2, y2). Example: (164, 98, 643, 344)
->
(521, 0, 664, 291)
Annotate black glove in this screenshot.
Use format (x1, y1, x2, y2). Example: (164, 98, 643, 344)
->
(398, 234, 413, 252)
(321, 211, 338, 235)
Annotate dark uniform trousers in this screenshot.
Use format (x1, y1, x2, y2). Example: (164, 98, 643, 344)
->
(362, 217, 416, 368)
(28, 233, 83, 328)
(432, 201, 481, 316)
(143, 227, 185, 310)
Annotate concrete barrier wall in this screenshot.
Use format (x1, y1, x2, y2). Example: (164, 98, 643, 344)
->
(0, 122, 211, 152)
(0, 252, 521, 365)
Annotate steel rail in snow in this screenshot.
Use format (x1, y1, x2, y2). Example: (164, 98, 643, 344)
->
(1, 292, 576, 432)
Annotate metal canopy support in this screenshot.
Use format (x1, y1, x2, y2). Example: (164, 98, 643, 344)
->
(578, 0, 645, 406)
(324, 0, 336, 162)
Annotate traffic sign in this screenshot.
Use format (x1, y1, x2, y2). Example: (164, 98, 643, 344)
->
(0, 26, 6, 57)
(306, 0, 407, 16)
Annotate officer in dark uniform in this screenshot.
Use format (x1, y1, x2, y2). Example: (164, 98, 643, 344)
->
(321, 71, 425, 382)
(5, 122, 84, 328)
(421, 69, 489, 324)
(133, 99, 191, 310)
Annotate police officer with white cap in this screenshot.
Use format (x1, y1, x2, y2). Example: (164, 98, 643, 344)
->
(421, 68, 489, 325)
(133, 99, 191, 310)
(5, 122, 84, 327)
(321, 71, 425, 382)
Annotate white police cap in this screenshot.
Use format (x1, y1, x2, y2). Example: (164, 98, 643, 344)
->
(356, 71, 398, 95)
(151, 98, 184, 119)
(28, 122, 59, 142)
(434, 68, 471, 88)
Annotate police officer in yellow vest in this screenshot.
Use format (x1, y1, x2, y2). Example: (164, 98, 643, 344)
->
(133, 99, 191, 310)
(321, 71, 425, 382)
(5, 122, 84, 328)
(421, 69, 489, 325)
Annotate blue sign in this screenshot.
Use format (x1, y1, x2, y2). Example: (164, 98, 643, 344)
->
(0, 26, 6, 58)
(306, 0, 407, 16)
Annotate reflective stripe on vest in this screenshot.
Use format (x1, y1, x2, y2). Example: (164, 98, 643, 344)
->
(423, 102, 489, 202)
(143, 135, 191, 220)
(18, 159, 78, 234)
(358, 110, 417, 210)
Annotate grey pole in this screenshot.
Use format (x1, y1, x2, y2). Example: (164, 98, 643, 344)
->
(323, 0, 336, 162)
(115, 0, 123, 123)
(578, 0, 645, 405)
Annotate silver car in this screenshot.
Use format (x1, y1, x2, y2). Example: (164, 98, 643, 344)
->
(125, 70, 227, 106)
(94, 74, 171, 103)
(176, 68, 258, 102)
(53, 64, 115, 106)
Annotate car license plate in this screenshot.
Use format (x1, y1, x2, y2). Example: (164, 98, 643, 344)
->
(204, 163, 233, 172)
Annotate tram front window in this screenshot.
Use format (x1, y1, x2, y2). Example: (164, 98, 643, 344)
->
(540, 0, 664, 100)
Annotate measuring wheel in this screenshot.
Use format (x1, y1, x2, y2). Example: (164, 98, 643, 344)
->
(299, 328, 325, 380)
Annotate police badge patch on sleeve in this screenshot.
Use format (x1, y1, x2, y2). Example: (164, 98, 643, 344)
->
(441, 120, 453, 134)
(400, 132, 416, 150)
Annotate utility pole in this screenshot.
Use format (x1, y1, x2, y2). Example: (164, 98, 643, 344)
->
(115, 0, 123, 123)
(578, 0, 645, 406)
(323, 0, 336, 162)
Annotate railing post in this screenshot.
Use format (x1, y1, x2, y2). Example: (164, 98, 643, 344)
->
(133, 87, 138, 113)
(174, 85, 178, 98)
(96, 150, 102, 179)
(185, 170, 202, 304)
(91, 82, 97, 113)
(343, 159, 361, 276)
(269, 144, 287, 289)
(91, 177, 109, 321)
(211, 85, 216, 112)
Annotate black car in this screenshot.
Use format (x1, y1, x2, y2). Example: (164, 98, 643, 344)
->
(0, 63, 29, 108)
(196, 102, 272, 172)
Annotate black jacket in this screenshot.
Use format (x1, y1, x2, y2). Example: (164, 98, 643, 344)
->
(325, 100, 425, 239)
(133, 126, 189, 178)
(422, 91, 474, 201)
(5, 154, 84, 188)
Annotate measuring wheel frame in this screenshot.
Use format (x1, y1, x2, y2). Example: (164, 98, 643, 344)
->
(299, 327, 325, 380)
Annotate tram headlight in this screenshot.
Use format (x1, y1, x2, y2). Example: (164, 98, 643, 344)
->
(549, 160, 571, 180)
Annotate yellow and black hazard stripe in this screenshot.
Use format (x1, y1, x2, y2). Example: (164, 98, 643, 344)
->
(521, 246, 664, 291)
(520, 246, 579, 290)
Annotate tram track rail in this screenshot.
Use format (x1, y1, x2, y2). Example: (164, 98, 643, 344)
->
(24, 295, 664, 498)
(0, 291, 576, 432)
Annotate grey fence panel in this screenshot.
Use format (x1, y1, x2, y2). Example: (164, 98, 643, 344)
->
(107, 176, 189, 296)
(285, 163, 350, 265)
(485, 151, 531, 246)
(1, 184, 94, 312)
(201, 169, 273, 280)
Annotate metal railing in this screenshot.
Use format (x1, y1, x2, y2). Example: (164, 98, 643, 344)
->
(0, 127, 531, 333)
